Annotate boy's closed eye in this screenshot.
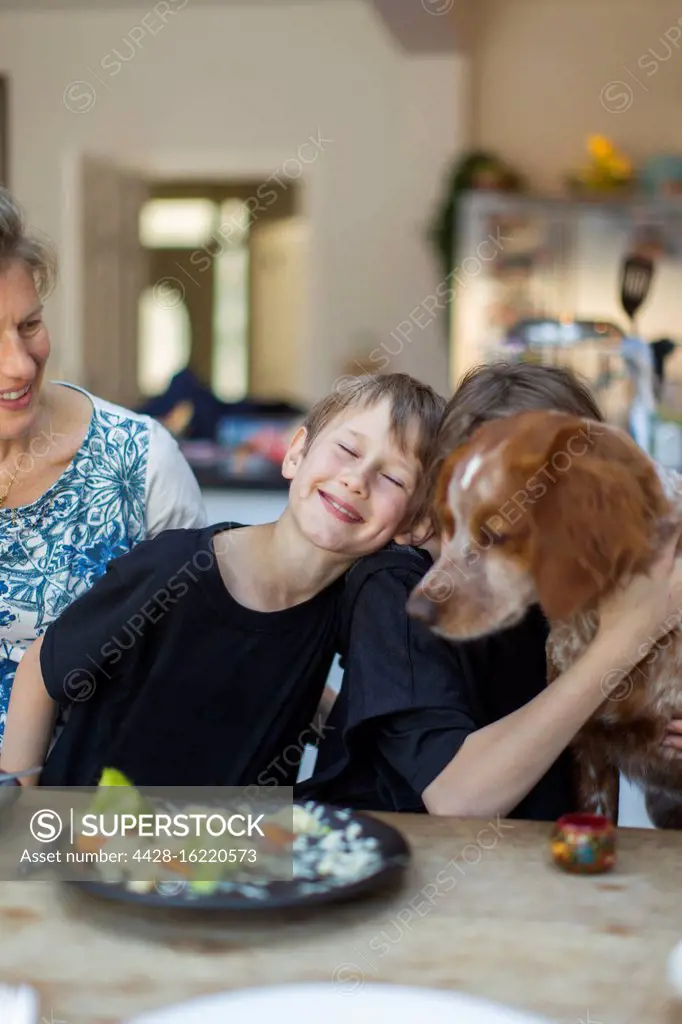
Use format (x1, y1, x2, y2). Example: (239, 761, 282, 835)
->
(336, 442, 406, 489)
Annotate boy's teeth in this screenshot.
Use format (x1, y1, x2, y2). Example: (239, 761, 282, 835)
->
(0, 385, 29, 400)
(328, 496, 359, 520)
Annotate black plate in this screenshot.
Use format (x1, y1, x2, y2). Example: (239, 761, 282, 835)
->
(63, 805, 410, 912)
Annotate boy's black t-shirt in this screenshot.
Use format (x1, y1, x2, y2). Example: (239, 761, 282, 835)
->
(40, 524, 343, 787)
(295, 547, 574, 821)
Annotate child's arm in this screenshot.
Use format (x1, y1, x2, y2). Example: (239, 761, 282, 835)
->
(0, 638, 57, 784)
(424, 629, 635, 817)
(1, 543, 169, 786)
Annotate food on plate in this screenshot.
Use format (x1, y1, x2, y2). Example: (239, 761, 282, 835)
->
(73, 772, 385, 900)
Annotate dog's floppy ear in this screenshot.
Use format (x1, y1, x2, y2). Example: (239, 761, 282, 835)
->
(518, 421, 670, 620)
(509, 410, 584, 474)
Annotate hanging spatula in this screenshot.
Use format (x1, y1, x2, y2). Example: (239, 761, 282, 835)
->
(620, 253, 655, 327)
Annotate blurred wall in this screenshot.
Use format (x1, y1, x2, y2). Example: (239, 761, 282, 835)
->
(472, 0, 682, 191)
(0, 0, 464, 403)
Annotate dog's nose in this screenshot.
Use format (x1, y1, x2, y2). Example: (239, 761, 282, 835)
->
(406, 590, 438, 626)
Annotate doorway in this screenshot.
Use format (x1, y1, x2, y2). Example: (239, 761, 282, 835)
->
(79, 156, 308, 408)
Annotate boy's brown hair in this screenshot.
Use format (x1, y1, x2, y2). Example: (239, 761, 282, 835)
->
(439, 360, 604, 453)
(430, 360, 605, 502)
(302, 373, 446, 530)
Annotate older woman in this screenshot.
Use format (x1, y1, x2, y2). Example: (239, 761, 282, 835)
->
(0, 187, 206, 742)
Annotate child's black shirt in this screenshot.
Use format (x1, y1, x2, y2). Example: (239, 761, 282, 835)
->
(40, 523, 343, 787)
(296, 546, 574, 820)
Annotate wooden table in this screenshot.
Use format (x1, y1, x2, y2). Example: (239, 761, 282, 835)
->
(1, 814, 682, 1024)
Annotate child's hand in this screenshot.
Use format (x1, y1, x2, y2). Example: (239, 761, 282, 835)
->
(597, 531, 682, 658)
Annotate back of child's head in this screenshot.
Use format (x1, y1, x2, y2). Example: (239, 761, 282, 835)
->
(302, 372, 446, 530)
(438, 360, 604, 457)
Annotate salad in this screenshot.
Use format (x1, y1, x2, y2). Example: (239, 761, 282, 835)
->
(73, 770, 384, 900)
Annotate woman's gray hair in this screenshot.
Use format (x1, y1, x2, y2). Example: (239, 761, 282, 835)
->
(0, 186, 57, 299)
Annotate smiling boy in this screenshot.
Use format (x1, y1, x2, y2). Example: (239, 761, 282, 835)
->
(0, 373, 444, 787)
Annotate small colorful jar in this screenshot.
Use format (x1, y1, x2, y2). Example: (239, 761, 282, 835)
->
(550, 813, 616, 874)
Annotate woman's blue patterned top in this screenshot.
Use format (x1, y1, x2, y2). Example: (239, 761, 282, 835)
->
(0, 385, 206, 742)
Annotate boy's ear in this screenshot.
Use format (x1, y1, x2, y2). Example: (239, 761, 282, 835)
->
(281, 425, 308, 480)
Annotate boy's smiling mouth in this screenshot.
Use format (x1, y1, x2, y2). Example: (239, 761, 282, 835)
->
(318, 489, 364, 524)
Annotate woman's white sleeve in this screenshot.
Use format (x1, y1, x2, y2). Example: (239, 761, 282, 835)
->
(145, 419, 208, 536)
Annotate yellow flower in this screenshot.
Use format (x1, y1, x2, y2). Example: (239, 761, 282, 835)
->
(588, 134, 615, 160)
(609, 156, 632, 178)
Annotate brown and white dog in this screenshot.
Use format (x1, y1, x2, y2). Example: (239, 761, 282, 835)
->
(407, 408, 682, 827)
